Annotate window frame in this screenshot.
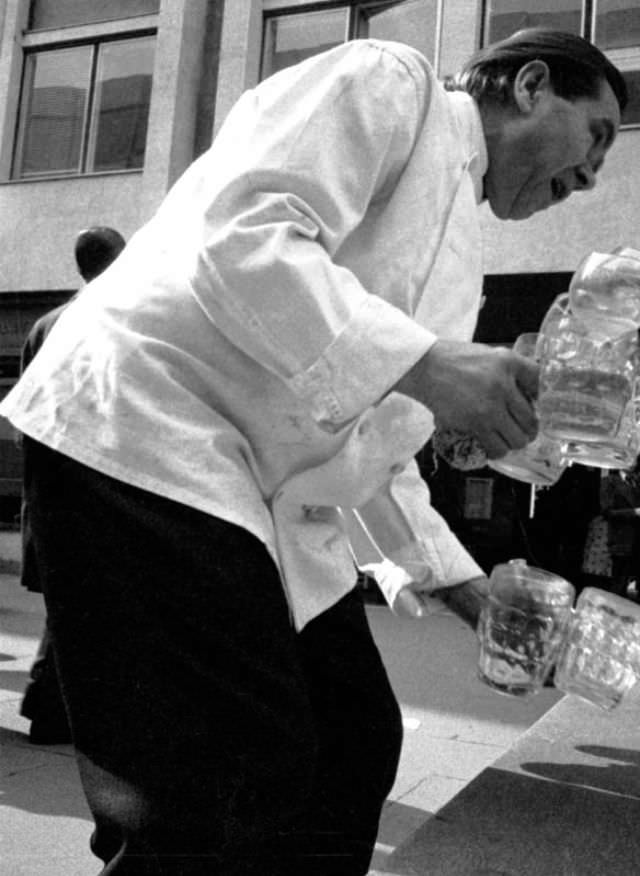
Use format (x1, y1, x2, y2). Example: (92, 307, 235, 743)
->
(12, 14, 158, 181)
(260, 2, 351, 80)
(480, 0, 640, 130)
(259, 0, 416, 80)
(27, 0, 160, 32)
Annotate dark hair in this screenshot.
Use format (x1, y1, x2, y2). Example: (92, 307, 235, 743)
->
(447, 28, 627, 113)
(74, 226, 126, 281)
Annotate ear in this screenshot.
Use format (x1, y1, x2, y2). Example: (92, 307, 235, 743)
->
(513, 60, 551, 113)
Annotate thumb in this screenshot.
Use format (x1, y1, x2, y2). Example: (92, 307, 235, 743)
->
(392, 586, 428, 618)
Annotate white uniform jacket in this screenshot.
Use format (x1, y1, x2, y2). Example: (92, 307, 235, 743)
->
(0, 39, 487, 629)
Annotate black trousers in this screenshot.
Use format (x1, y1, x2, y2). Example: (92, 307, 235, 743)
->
(24, 438, 403, 875)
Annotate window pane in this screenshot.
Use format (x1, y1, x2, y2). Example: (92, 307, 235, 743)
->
(261, 9, 348, 80)
(620, 69, 640, 125)
(29, 0, 159, 30)
(14, 46, 92, 177)
(356, 0, 439, 62)
(88, 36, 155, 172)
(484, 0, 582, 45)
(595, 1, 640, 50)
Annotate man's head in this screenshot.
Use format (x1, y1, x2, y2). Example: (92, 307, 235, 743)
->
(74, 226, 126, 282)
(452, 28, 627, 221)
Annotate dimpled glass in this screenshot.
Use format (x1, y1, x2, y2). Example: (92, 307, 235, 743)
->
(488, 333, 568, 486)
(537, 319, 637, 444)
(477, 560, 575, 698)
(563, 395, 640, 471)
(554, 587, 640, 711)
(569, 249, 640, 335)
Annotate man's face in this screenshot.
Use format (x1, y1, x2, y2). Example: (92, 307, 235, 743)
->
(484, 65, 621, 221)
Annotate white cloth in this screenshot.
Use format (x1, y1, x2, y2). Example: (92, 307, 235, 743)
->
(0, 39, 486, 629)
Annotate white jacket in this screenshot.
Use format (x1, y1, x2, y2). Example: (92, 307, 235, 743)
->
(0, 40, 486, 629)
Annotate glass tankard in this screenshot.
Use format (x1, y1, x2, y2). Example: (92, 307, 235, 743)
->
(488, 333, 567, 486)
(563, 393, 640, 472)
(554, 587, 640, 711)
(569, 248, 640, 337)
(537, 308, 638, 445)
(477, 560, 575, 698)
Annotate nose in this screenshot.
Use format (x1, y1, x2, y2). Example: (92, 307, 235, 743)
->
(574, 162, 597, 191)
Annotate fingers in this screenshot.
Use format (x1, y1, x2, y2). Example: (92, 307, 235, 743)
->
(410, 339, 540, 457)
(471, 397, 539, 460)
(480, 356, 539, 457)
(473, 426, 512, 460)
(477, 405, 538, 459)
(513, 354, 540, 401)
(393, 587, 427, 618)
(506, 395, 539, 443)
(475, 423, 524, 460)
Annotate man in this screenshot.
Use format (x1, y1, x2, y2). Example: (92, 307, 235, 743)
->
(18, 226, 125, 744)
(0, 28, 626, 875)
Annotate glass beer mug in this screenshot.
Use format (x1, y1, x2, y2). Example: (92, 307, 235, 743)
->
(563, 392, 640, 472)
(477, 559, 575, 698)
(536, 297, 638, 445)
(554, 587, 640, 711)
(488, 333, 567, 486)
(569, 247, 640, 337)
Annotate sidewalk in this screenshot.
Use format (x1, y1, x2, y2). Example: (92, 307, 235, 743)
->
(0, 533, 562, 874)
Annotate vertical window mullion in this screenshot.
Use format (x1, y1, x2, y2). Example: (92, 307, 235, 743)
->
(81, 42, 100, 173)
(12, 54, 36, 178)
(348, 3, 359, 39)
(584, 0, 596, 39)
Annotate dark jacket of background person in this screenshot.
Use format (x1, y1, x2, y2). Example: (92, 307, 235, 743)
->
(20, 226, 126, 592)
(20, 304, 67, 593)
(18, 227, 125, 745)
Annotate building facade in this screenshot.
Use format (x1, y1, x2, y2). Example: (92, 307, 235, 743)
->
(0, 0, 638, 572)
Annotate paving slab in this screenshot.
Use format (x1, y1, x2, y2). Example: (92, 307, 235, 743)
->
(366, 606, 561, 871)
(380, 692, 640, 875)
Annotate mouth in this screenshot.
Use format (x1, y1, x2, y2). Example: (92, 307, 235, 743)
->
(551, 177, 567, 202)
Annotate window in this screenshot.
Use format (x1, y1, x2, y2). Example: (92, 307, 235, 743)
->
(594, 0, 640, 50)
(464, 478, 494, 520)
(13, 34, 155, 178)
(29, 0, 160, 31)
(355, 0, 437, 48)
(483, 0, 640, 126)
(484, 0, 583, 44)
(260, 1, 438, 81)
(261, 8, 349, 79)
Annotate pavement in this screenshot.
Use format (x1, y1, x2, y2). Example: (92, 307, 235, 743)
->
(0, 530, 563, 875)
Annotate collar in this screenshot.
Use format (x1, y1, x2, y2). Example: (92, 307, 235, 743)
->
(446, 89, 488, 204)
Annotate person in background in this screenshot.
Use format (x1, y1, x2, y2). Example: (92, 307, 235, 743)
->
(0, 29, 626, 875)
(602, 466, 640, 597)
(19, 226, 125, 745)
(580, 466, 640, 597)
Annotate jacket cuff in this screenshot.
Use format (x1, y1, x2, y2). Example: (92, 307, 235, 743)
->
(286, 295, 437, 427)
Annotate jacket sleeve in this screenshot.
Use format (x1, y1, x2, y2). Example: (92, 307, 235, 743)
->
(188, 41, 439, 430)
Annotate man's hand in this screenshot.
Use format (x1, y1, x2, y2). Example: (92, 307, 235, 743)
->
(434, 575, 490, 629)
(396, 339, 539, 459)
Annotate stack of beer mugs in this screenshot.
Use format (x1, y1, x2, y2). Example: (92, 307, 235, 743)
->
(486, 246, 640, 486)
(535, 246, 640, 476)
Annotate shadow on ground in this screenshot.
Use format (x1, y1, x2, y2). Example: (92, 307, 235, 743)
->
(0, 727, 91, 821)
